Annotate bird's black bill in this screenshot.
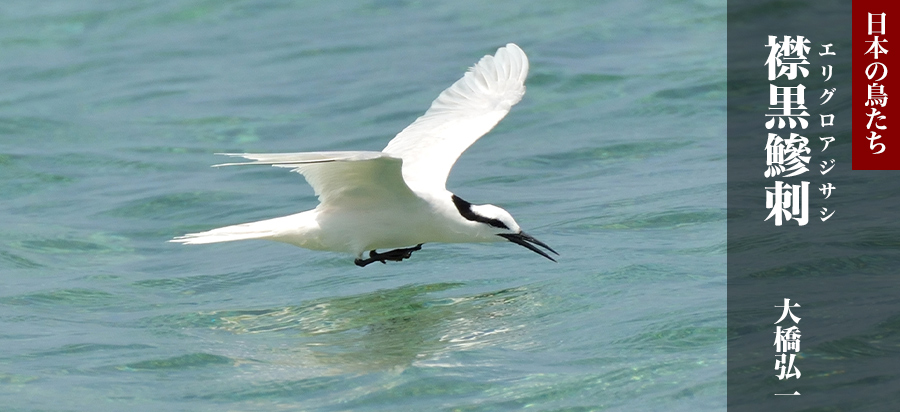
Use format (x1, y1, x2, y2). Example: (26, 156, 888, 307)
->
(498, 232, 559, 262)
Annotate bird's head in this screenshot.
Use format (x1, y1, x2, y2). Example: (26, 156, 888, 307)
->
(451, 195, 558, 262)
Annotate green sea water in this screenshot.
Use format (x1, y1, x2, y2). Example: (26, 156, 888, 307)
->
(0, 1, 725, 410)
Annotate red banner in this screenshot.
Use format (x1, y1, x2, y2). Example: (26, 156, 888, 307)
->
(854, 2, 899, 169)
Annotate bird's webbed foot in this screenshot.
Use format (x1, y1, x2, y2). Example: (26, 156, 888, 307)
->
(354, 244, 423, 267)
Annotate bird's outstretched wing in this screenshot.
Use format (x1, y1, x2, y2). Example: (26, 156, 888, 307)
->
(215, 152, 418, 207)
(382, 43, 529, 193)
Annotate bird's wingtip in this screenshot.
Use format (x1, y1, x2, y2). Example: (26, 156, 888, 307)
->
(501, 43, 525, 55)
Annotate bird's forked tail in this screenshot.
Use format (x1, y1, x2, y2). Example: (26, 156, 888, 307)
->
(170, 219, 281, 245)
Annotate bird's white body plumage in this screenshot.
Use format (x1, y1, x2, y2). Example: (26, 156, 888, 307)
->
(172, 44, 538, 260)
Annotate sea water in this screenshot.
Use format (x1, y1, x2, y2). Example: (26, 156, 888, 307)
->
(0, 1, 725, 410)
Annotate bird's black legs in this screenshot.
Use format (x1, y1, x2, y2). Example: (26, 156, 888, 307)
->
(354, 244, 423, 267)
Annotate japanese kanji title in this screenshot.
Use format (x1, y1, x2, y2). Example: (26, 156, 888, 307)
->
(865, 13, 888, 155)
(764, 35, 836, 226)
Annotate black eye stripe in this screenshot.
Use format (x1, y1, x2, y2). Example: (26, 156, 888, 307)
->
(451, 195, 509, 229)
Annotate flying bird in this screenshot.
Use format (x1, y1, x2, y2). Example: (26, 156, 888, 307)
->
(171, 43, 557, 267)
